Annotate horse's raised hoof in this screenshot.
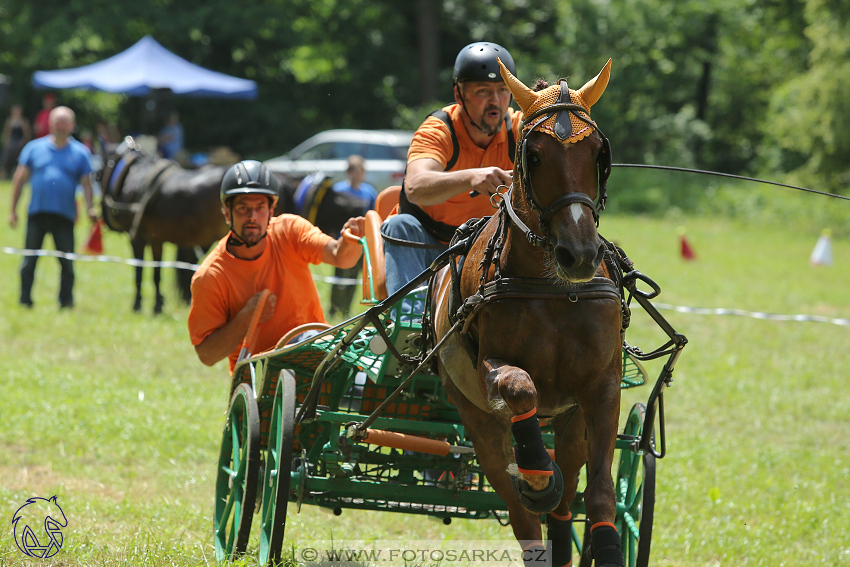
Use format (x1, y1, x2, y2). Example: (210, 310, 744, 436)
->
(510, 462, 564, 514)
(153, 297, 164, 315)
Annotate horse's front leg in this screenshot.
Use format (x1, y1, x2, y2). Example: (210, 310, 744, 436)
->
(581, 370, 623, 567)
(482, 357, 563, 509)
(151, 241, 164, 314)
(131, 240, 145, 312)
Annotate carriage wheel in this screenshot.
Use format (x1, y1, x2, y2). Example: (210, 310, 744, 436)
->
(214, 383, 261, 562)
(259, 371, 297, 566)
(616, 403, 656, 567)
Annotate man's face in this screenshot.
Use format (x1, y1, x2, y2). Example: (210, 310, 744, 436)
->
(49, 110, 75, 138)
(456, 81, 512, 135)
(224, 194, 272, 245)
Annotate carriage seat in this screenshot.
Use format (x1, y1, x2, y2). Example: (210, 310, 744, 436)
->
(360, 186, 401, 303)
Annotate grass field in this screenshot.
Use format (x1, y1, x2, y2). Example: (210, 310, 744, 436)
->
(1, 178, 849, 566)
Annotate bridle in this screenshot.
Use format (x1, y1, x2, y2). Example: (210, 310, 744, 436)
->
(502, 80, 612, 248)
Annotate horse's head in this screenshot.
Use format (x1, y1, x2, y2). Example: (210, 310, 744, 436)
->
(500, 59, 613, 283)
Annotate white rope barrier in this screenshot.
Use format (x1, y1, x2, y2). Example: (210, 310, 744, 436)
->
(634, 302, 850, 327)
(1, 246, 361, 285)
(2, 247, 846, 324)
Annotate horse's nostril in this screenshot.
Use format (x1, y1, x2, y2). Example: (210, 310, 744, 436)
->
(554, 246, 576, 270)
(595, 242, 606, 265)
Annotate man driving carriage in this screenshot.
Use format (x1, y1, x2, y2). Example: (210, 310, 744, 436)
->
(187, 160, 365, 374)
(381, 41, 523, 294)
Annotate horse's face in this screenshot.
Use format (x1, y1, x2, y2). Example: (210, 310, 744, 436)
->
(525, 130, 605, 282)
(499, 57, 613, 283)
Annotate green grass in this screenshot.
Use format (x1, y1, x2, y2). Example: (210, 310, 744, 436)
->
(1, 178, 849, 566)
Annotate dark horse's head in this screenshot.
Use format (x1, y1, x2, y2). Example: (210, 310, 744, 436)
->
(500, 59, 612, 283)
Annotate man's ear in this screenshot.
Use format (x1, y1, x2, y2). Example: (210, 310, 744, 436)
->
(453, 84, 464, 106)
(222, 204, 231, 223)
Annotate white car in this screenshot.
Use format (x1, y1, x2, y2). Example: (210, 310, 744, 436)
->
(264, 129, 414, 191)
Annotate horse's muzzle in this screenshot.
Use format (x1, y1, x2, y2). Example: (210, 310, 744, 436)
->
(553, 238, 606, 283)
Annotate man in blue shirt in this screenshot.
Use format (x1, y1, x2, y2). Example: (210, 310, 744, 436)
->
(329, 155, 376, 317)
(9, 106, 95, 308)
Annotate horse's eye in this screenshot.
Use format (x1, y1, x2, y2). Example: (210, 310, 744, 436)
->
(527, 153, 540, 167)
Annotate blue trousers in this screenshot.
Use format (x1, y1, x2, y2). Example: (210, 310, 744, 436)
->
(20, 213, 76, 307)
(381, 214, 447, 295)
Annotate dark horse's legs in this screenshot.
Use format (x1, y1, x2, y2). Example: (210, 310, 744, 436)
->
(131, 239, 164, 314)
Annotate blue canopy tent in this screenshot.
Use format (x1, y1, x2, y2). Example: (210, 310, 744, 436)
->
(32, 35, 257, 100)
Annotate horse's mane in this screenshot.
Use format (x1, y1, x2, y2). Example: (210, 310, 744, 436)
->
(532, 79, 549, 92)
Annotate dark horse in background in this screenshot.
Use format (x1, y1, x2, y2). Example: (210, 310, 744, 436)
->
(432, 60, 627, 566)
(99, 137, 232, 313)
(99, 137, 359, 313)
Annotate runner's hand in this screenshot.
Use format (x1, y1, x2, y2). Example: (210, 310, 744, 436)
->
(246, 290, 276, 324)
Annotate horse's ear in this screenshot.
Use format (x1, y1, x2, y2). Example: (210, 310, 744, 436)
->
(577, 58, 612, 109)
(498, 57, 539, 114)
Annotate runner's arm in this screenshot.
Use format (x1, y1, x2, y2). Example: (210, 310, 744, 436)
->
(194, 291, 276, 366)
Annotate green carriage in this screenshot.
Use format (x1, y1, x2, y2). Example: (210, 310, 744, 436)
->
(213, 235, 686, 567)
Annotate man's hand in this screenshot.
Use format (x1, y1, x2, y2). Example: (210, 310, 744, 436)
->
(323, 216, 365, 269)
(340, 216, 365, 239)
(244, 289, 277, 324)
(469, 167, 512, 197)
(8, 211, 17, 229)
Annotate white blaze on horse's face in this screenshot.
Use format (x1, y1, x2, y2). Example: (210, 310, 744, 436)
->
(569, 202, 584, 223)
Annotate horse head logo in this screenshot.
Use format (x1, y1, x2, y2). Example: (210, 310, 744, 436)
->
(12, 496, 67, 559)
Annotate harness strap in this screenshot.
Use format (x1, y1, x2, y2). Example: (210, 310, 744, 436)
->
(128, 160, 180, 241)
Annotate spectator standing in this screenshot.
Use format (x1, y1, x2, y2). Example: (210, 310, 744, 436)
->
(158, 111, 184, 160)
(33, 93, 57, 138)
(8, 106, 96, 308)
(329, 155, 377, 317)
(1, 104, 32, 179)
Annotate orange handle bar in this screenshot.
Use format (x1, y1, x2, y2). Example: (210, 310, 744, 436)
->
(238, 289, 271, 362)
(362, 429, 451, 457)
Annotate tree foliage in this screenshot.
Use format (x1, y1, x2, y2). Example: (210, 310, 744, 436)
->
(0, 0, 845, 193)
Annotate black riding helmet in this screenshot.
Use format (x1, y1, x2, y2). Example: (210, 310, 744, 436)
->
(220, 160, 279, 208)
(452, 42, 516, 85)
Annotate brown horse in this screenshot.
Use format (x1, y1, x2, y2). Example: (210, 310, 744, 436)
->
(431, 59, 625, 566)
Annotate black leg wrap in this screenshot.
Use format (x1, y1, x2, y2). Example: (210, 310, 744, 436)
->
(510, 461, 564, 514)
(590, 524, 623, 567)
(512, 413, 552, 472)
(547, 514, 573, 567)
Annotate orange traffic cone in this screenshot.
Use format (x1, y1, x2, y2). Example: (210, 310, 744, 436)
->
(678, 226, 696, 260)
(83, 219, 104, 255)
(809, 229, 833, 266)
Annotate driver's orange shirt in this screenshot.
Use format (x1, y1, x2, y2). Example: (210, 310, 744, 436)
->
(188, 214, 331, 374)
(407, 104, 522, 228)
